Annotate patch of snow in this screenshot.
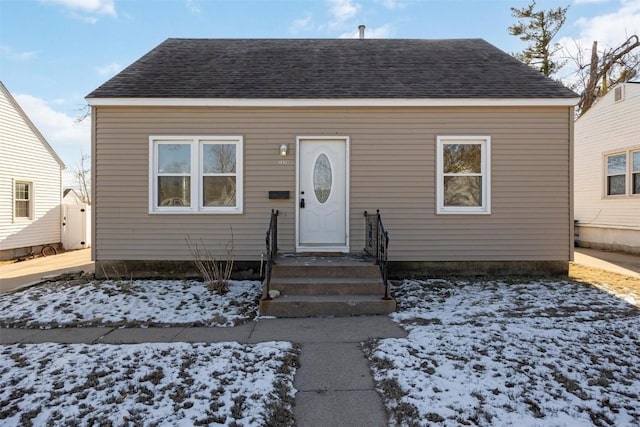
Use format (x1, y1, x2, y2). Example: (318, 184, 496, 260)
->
(0, 280, 261, 328)
(367, 279, 640, 426)
(0, 341, 297, 426)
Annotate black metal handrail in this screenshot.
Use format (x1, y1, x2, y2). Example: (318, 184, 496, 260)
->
(262, 209, 279, 300)
(364, 209, 391, 300)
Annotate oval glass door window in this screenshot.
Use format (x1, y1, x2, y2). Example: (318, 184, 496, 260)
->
(313, 154, 332, 203)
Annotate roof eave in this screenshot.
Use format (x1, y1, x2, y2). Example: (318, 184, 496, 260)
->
(85, 97, 579, 108)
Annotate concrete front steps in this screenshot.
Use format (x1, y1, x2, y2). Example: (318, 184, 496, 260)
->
(259, 253, 396, 317)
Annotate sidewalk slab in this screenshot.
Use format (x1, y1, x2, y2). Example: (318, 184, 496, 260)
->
(170, 323, 255, 343)
(0, 328, 40, 344)
(294, 390, 387, 427)
(248, 316, 407, 343)
(98, 327, 184, 344)
(25, 327, 113, 344)
(295, 343, 374, 391)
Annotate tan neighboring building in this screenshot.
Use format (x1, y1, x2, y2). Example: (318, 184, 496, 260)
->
(574, 82, 640, 254)
(0, 81, 65, 260)
(86, 38, 578, 276)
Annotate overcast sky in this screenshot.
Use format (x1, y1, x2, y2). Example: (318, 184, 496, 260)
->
(1, 0, 639, 186)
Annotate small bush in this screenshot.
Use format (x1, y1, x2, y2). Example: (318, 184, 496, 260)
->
(186, 229, 234, 294)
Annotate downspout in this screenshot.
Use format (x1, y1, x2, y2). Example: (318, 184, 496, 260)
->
(91, 105, 97, 262)
(569, 106, 575, 262)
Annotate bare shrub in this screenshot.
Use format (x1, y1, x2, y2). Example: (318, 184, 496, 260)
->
(186, 229, 234, 294)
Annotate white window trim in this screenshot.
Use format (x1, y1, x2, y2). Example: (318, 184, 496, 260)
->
(149, 136, 243, 214)
(13, 179, 34, 221)
(602, 146, 640, 198)
(436, 136, 491, 215)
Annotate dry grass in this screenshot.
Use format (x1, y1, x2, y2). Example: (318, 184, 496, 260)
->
(569, 262, 639, 306)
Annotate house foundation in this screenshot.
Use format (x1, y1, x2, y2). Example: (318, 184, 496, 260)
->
(94, 259, 568, 280)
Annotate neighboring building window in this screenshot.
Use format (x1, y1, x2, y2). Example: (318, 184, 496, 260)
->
(606, 153, 626, 196)
(437, 136, 491, 214)
(604, 148, 640, 197)
(14, 181, 32, 219)
(150, 136, 243, 214)
(633, 151, 640, 195)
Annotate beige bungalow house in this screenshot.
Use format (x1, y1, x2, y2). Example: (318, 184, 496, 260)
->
(86, 38, 578, 310)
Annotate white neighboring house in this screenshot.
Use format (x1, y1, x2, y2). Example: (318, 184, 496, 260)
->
(62, 188, 91, 250)
(0, 81, 65, 260)
(574, 81, 640, 254)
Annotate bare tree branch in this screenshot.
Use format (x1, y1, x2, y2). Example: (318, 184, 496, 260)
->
(74, 153, 91, 204)
(75, 103, 91, 124)
(577, 35, 640, 115)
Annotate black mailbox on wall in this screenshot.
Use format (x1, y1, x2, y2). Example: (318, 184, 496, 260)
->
(269, 191, 290, 200)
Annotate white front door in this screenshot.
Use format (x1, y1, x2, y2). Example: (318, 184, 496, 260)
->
(297, 137, 349, 252)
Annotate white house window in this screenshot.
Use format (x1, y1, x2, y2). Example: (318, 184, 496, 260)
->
(202, 142, 237, 207)
(605, 153, 626, 196)
(157, 142, 192, 207)
(150, 136, 243, 214)
(437, 136, 491, 214)
(14, 181, 32, 219)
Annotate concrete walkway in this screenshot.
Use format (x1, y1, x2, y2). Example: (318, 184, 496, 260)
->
(574, 247, 640, 279)
(0, 248, 93, 294)
(0, 316, 407, 426)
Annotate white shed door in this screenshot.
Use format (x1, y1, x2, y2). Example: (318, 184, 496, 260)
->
(297, 138, 348, 251)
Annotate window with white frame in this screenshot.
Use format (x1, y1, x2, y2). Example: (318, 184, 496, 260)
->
(149, 136, 243, 213)
(14, 181, 32, 219)
(604, 148, 640, 197)
(437, 136, 491, 214)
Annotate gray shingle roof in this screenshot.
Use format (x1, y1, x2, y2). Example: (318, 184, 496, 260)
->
(87, 38, 577, 99)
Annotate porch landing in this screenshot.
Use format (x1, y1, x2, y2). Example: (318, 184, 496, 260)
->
(259, 253, 396, 317)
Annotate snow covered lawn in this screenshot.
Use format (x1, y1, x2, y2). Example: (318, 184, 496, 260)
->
(0, 280, 261, 328)
(0, 341, 297, 426)
(365, 279, 640, 426)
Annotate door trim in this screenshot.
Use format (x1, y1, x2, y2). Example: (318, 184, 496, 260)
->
(296, 136, 350, 253)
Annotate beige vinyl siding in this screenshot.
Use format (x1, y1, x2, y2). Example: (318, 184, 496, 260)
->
(574, 83, 640, 230)
(0, 88, 63, 251)
(94, 106, 572, 262)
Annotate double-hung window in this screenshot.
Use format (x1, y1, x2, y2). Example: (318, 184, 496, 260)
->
(604, 147, 640, 197)
(14, 181, 32, 219)
(605, 153, 626, 196)
(150, 136, 243, 214)
(437, 136, 491, 214)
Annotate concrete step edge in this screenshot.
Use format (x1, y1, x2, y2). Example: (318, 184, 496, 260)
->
(259, 295, 396, 317)
(268, 277, 385, 285)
